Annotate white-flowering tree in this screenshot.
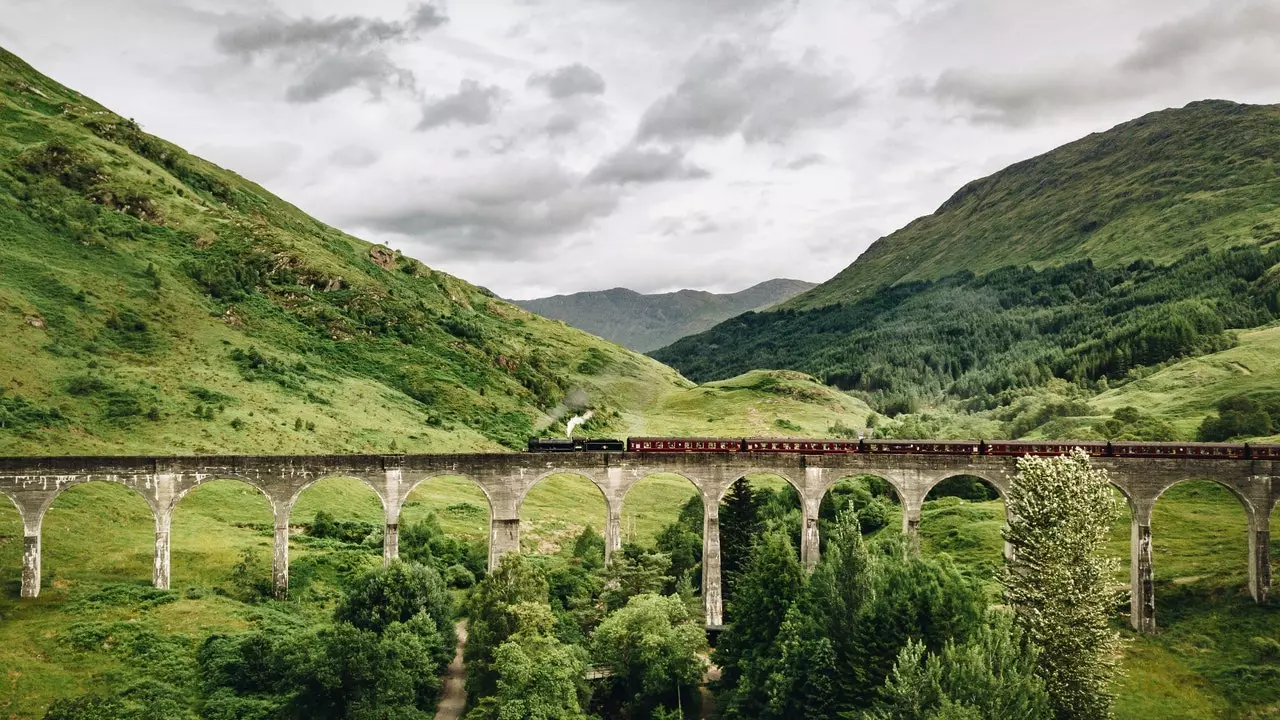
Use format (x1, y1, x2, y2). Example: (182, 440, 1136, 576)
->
(1002, 449, 1123, 720)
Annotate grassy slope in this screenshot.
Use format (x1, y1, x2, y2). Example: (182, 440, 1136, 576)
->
(513, 278, 816, 353)
(790, 100, 1280, 309)
(4, 476, 1277, 718)
(1089, 324, 1280, 442)
(0, 47, 865, 456)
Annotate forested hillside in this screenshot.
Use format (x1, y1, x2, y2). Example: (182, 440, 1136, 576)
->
(788, 100, 1280, 309)
(513, 278, 814, 352)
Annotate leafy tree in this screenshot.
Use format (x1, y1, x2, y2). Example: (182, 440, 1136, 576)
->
(866, 612, 1051, 720)
(465, 553, 551, 697)
(571, 525, 605, 570)
(336, 561, 455, 656)
(601, 545, 673, 612)
(1196, 394, 1276, 441)
(1002, 450, 1123, 720)
(591, 593, 707, 718)
(284, 618, 445, 720)
(464, 603, 592, 720)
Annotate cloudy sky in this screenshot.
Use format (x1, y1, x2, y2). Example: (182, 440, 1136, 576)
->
(3, 0, 1279, 298)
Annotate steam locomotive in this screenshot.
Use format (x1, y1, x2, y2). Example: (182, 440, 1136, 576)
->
(526, 436, 1280, 460)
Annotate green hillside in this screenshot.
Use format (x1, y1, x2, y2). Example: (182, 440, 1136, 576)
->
(0, 48, 861, 455)
(790, 100, 1280, 310)
(512, 278, 815, 353)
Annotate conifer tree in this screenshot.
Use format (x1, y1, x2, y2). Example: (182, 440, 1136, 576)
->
(1002, 450, 1123, 720)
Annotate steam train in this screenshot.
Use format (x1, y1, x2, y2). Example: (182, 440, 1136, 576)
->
(526, 436, 1280, 460)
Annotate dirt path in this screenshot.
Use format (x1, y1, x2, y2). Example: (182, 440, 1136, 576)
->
(434, 621, 468, 720)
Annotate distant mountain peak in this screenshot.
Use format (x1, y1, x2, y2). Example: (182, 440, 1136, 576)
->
(513, 278, 817, 352)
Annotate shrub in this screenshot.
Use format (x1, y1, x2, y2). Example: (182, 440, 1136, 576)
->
(445, 564, 476, 589)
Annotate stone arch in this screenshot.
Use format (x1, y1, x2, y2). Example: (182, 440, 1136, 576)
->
(518, 471, 608, 556)
(918, 472, 1009, 572)
(168, 474, 275, 517)
(620, 471, 705, 547)
(0, 488, 23, 528)
(815, 470, 911, 506)
(1150, 476, 1253, 600)
(920, 472, 1008, 504)
(1150, 476, 1258, 525)
(399, 473, 495, 524)
(168, 478, 275, 589)
(40, 480, 159, 587)
(37, 479, 161, 532)
(287, 473, 390, 515)
(716, 468, 802, 504)
(518, 469, 610, 509)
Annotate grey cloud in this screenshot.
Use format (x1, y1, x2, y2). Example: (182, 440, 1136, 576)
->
(920, 2, 1280, 125)
(330, 145, 379, 168)
(418, 80, 506, 130)
(543, 114, 581, 137)
(782, 153, 826, 170)
(656, 213, 719, 236)
(528, 63, 607, 98)
(350, 163, 619, 258)
(214, 3, 446, 103)
(637, 41, 860, 143)
(1122, 2, 1280, 73)
(285, 54, 413, 103)
(587, 146, 710, 185)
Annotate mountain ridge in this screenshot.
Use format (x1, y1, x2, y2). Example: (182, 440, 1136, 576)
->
(513, 278, 815, 352)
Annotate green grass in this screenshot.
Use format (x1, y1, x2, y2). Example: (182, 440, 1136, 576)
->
(1088, 324, 1280, 442)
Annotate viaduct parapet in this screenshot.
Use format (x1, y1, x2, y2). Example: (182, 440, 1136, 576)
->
(1, 452, 1275, 632)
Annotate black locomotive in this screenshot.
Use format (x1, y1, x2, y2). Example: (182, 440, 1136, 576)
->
(527, 437, 625, 452)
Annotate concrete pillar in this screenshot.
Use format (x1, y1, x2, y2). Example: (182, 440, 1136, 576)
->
(272, 505, 290, 600)
(384, 523, 399, 566)
(1249, 526, 1270, 604)
(153, 511, 171, 590)
(383, 467, 403, 568)
(488, 518, 521, 570)
(702, 503, 723, 627)
(800, 496, 821, 572)
(604, 505, 622, 565)
(1130, 514, 1155, 633)
(902, 500, 922, 555)
(21, 531, 40, 598)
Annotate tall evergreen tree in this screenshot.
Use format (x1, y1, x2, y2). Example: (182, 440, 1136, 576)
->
(718, 477, 762, 609)
(1002, 450, 1123, 720)
(713, 530, 805, 718)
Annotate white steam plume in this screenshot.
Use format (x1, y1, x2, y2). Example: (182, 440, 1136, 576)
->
(565, 410, 594, 438)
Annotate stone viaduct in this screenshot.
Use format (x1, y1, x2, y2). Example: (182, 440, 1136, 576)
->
(1, 452, 1275, 632)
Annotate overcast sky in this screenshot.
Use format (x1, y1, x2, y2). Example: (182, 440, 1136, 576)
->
(3, 0, 1279, 298)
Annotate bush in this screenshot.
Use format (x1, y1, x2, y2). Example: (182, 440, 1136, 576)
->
(445, 564, 476, 589)
(1197, 394, 1276, 441)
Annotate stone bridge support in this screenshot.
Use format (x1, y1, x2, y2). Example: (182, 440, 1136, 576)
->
(2, 453, 1275, 632)
(1128, 504, 1156, 633)
(702, 502, 723, 627)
